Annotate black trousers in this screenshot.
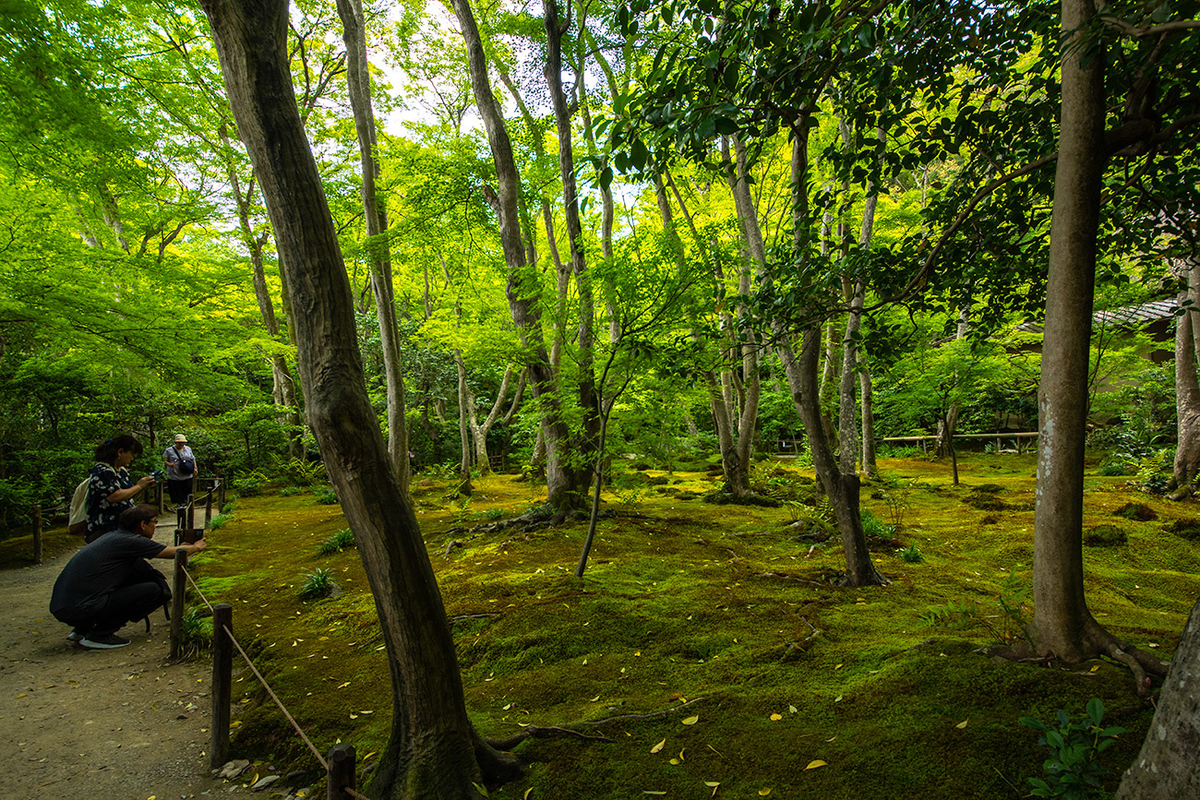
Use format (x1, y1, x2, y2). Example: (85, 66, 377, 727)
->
(52, 582, 165, 637)
(167, 477, 194, 505)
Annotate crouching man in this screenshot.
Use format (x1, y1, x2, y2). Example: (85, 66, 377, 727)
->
(50, 503, 207, 650)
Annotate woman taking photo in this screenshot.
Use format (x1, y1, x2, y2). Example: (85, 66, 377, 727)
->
(85, 435, 156, 543)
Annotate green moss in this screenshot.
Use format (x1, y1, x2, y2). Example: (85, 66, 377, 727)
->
(185, 452, 1195, 799)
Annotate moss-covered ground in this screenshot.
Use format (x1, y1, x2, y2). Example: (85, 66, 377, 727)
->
(17, 452, 1198, 798)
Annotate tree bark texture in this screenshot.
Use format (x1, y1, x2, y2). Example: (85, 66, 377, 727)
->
(336, 0, 410, 495)
(1172, 260, 1200, 498)
(1023, 1, 1167, 690)
(1115, 597, 1200, 799)
(197, 2, 517, 795)
(544, 0, 600, 485)
(1030, 0, 1108, 660)
(452, 0, 583, 516)
(774, 117, 883, 587)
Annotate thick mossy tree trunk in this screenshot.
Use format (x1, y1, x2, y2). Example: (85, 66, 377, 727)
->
(1021, 0, 1164, 689)
(197, 2, 520, 795)
(1115, 597, 1200, 798)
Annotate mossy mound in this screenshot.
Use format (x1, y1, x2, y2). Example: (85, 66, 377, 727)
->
(1114, 502, 1157, 522)
(1084, 525, 1128, 547)
(1164, 518, 1200, 541)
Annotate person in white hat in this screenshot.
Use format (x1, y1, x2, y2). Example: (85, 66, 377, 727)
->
(163, 434, 198, 510)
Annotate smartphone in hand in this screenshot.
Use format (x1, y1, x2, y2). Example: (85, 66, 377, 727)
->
(152, 469, 165, 482)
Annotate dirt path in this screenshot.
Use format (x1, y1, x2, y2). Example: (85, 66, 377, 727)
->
(0, 519, 242, 799)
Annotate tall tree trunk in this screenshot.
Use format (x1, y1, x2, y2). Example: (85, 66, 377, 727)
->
(838, 279, 863, 476)
(775, 116, 884, 588)
(857, 128, 884, 478)
(1020, 0, 1165, 690)
(454, 350, 473, 495)
(1171, 260, 1200, 498)
(935, 308, 970, 458)
(1115, 597, 1200, 798)
(452, 0, 582, 517)
(544, 0, 600, 482)
(337, 0, 410, 495)
(218, 125, 305, 459)
(725, 137, 763, 495)
(197, 2, 521, 794)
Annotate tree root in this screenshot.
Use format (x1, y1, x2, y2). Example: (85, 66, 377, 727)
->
(994, 619, 1169, 697)
(485, 697, 707, 751)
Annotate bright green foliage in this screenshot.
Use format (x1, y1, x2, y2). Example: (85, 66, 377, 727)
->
(1020, 699, 1127, 799)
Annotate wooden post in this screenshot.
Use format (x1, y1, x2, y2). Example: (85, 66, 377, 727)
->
(210, 603, 233, 770)
(187, 494, 195, 530)
(169, 550, 188, 659)
(176, 506, 186, 546)
(205, 489, 213, 529)
(218, 478, 225, 513)
(326, 743, 356, 800)
(32, 505, 43, 565)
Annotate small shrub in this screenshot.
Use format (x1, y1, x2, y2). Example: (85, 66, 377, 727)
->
(861, 509, 896, 543)
(899, 544, 923, 563)
(279, 486, 300, 497)
(314, 486, 339, 505)
(318, 527, 355, 555)
(299, 567, 335, 599)
(231, 474, 266, 497)
(209, 513, 233, 531)
(481, 508, 504, 521)
(1020, 699, 1126, 799)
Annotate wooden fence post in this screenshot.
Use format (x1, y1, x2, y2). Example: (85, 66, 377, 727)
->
(32, 505, 42, 565)
(187, 494, 195, 531)
(218, 478, 225, 513)
(176, 506, 186, 546)
(210, 603, 233, 770)
(326, 743, 356, 800)
(169, 550, 187, 659)
(205, 489, 214, 529)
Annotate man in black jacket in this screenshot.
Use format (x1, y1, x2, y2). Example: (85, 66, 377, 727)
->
(49, 504, 207, 649)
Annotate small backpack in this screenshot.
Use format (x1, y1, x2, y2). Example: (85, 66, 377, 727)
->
(176, 452, 195, 476)
(67, 478, 90, 536)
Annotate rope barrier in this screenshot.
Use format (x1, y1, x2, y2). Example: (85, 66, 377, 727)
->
(179, 541, 368, 800)
(220, 622, 329, 770)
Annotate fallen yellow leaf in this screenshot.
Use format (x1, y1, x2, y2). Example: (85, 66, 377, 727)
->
(834, 663, 843, 670)
(759, 789, 772, 796)
(770, 713, 783, 721)
(682, 715, 699, 725)
(524, 790, 532, 800)
(806, 760, 828, 770)
(956, 720, 968, 729)
(651, 739, 666, 754)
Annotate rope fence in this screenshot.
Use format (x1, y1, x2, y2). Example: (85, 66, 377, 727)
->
(173, 552, 368, 800)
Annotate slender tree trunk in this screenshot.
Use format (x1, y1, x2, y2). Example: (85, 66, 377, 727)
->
(544, 0, 600, 484)
(838, 280, 863, 476)
(726, 137, 762, 495)
(454, 350, 473, 495)
(935, 309, 970, 458)
(197, 1, 521, 795)
(218, 126, 306, 459)
(452, 0, 582, 516)
(337, 0, 410, 494)
(774, 115, 884, 588)
(1171, 261, 1200, 498)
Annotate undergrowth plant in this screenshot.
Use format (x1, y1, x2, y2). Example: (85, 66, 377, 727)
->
(299, 567, 334, 599)
(177, 607, 213, 659)
(314, 486, 339, 505)
(209, 513, 233, 531)
(1020, 699, 1126, 799)
(899, 544, 923, 563)
(318, 527, 355, 554)
(920, 572, 1032, 647)
(861, 509, 896, 542)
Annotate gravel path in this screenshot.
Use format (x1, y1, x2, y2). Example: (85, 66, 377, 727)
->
(0, 519, 242, 799)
